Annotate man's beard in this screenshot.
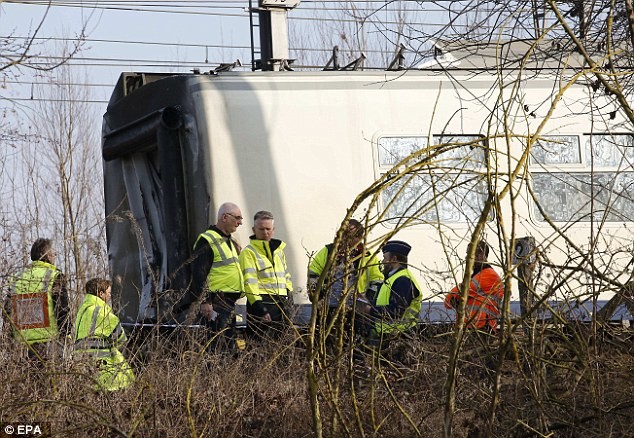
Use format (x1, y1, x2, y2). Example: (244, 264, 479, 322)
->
(382, 265, 392, 277)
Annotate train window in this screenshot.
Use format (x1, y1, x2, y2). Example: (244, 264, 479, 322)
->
(433, 135, 487, 168)
(531, 134, 634, 222)
(377, 136, 428, 167)
(585, 134, 634, 167)
(377, 135, 489, 224)
(532, 135, 581, 166)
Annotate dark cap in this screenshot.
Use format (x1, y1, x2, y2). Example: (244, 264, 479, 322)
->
(382, 240, 412, 256)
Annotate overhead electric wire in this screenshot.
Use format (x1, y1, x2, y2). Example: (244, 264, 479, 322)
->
(0, 1, 561, 78)
(2, 79, 114, 88)
(3, 36, 253, 51)
(3, 1, 249, 17)
(17, 61, 244, 69)
(2, 0, 535, 17)
(3, 96, 109, 104)
(1, 36, 409, 56)
(14, 53, 249, 66)
(7, 0, 464, 5)
(5, 0, 249, 4)
(2, 35, 433, 57)
(2, 0, 519, 32)
(4, 0, 494, 16)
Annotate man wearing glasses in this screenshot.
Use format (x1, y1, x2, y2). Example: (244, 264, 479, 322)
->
(191, 202, 245, 351)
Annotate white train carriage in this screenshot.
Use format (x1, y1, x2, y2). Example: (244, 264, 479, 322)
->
(102, 47, 634, 324)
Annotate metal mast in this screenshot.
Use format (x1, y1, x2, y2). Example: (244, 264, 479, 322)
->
(252, 0, 300, 71)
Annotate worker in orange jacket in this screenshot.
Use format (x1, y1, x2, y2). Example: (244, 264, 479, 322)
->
(444, 240, 504, 332)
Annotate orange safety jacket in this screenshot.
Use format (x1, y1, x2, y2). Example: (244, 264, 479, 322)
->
(444, 264, 504, 332)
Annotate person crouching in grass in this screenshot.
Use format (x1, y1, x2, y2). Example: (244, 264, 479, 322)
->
(74, 278, 134, 391)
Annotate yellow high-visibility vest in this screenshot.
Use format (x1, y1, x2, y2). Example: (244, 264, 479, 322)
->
(374, 268, 422, 334)
(10, 261, 60, 345)
(239, 238, 293, 305)
(74, 293, 134, 391)
(195, 229, 244, 294)
(308, 244, 383, 296)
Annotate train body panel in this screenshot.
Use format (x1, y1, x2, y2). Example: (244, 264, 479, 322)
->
(102, 69, 633, 323)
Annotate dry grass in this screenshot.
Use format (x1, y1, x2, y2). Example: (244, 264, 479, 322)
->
(0, 323, 633, 438)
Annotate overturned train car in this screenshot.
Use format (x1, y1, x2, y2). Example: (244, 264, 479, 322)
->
(102, 52, 634, 325)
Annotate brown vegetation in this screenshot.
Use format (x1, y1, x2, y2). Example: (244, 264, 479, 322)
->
(1, 321, 633, 437)
(2, 2, 634, 437)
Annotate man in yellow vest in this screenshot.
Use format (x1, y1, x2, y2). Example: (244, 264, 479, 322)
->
(74, 278, 134, 391)
(5, 238, 70, 361)
(368, 240, 422, 351)
(239, 210, 293, 340)
(191, 202, 245, 351)
(308, 219, 384, 344)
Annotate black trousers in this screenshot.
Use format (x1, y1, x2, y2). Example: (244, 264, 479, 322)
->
(246, 295, 289, 341)
(198, 292, 240, 352)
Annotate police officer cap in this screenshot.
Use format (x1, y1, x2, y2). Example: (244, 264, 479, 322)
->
(382, 240, 411, 256)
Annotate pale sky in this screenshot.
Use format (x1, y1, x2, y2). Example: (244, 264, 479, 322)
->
(0, 2, 258, 249)
(1, 1, 255, 109)
(1, 1, 452, 109)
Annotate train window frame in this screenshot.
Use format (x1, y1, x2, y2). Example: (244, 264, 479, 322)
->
(530, 135, 583, 168)
(375, 134, 491, 225)
(530, 133, 634, 223)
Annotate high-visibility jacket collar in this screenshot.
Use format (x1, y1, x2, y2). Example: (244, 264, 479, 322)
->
(81, 292, 108, 309)
(247, 237, 286, 262)
(248, 236, 284, 253)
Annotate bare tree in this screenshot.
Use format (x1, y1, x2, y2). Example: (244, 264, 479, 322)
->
(0, 60, 106, 321)
(0, 4, 84, 76)
(0, 5, 100, 315)
(289, 2, 634, 437)
(289, 0, 421, 69)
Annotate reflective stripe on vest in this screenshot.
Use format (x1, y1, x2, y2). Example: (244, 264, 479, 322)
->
(463, 268, 503, 328)
(250, 246, 288, 285)
(195, 229, 243, 293)
(81, 305, 126, 345)
(76, 302, 110, 354)
(465, 278, 495, 317)
(75, 338, 111, 350)
(75, 295, 127, 349)
(89, 306, 101, 336)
